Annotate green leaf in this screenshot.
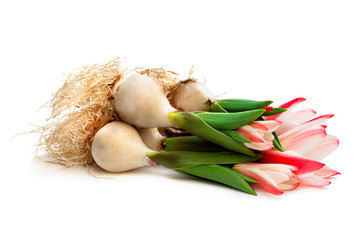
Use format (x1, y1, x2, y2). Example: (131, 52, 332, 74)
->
(194, 109, 265, 130)
(208, 101, 228, 113)
(213, 99, 273, 112)
(257, 115, 284, 151)
(178, 164, 257, 195)
(147, 151, 261, 169)
(262, 108, 288, 116)
(168, 112, 255, 156)
(163, 136, 227, 152)
(221, 130, 252, 143)
(272, 131, 284, 152)
(236, 173, 258, 183)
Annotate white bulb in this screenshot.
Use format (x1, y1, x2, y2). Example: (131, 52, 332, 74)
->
(114, 73, 175, 128)
(91, 121, 153, 172)
(169, 80, 215, 112)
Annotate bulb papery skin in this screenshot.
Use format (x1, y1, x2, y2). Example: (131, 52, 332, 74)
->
(114, 73, 175, 128)
(138, 128, 165, 151)
(91, 121, 153, 172)
(168, 79, 215, 112)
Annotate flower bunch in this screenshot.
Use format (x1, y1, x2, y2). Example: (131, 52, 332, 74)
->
(233, 98, 340, 195)
(159, 97, 339, 195)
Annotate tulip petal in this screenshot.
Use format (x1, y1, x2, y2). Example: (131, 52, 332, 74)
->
(264, 98, 305, 120)
(260, 151, 325, 175)
(314, 166, 341, 179)
(279, 97, 307, 109)
(306, 114, 334, 125)
(303, 135, 340, 161)
(265, 170, 292, 184)
(298, 174, 331, 187)
(279, 114, 333, 141)
(239, 163, 298, 172)
(248, 121, 269, 131)
(265, 106, 273, 112)
(281, 125, 327, 155)
(235, 126, 265, 143)
(275, 121, 300, 136)
(263, 132, 275, 143)
(260, 120, 282, 132)
(278, 178, 300, 191)
(244, 142, 274, 151)
(284, 108, 317, 124)
(275, 98, 307, 121)
(233, 165, 284, 195)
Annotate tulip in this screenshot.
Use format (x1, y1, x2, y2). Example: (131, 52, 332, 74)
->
(233, 148, 340, 195)
(234, 98, 340, 195)
(233, 163, 299, 195)
(262, 98, 340, 188)
(235, 120, 282, 151)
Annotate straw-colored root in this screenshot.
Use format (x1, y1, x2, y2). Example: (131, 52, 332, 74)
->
(35, 58, 126, 166)
(137, 67, 180, 95)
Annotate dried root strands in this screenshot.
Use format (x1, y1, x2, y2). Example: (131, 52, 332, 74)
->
(137, 67, 180, 96)
(36, 58, 127, 166)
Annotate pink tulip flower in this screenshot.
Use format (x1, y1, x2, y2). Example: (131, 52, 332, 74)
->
(235, 120, 282, 151)
(260, 151, 340, 188)
(233, 98, 340, 195)
(233, 163, 299, 195)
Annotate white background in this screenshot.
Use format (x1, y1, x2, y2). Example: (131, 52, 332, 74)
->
(1, 1, 359, 239)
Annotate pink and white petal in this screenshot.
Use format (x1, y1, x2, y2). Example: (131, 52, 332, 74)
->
(280, 125, 326, 147)
(248, 121, 269, 131)
(244, 142, 274, 151)
(278, 177, 300, 191)
(314, 166, 341, 179)
(276, 98, 307, 121)
(260, 120, 282, 132)
(276, 121, 300, 136)
(234, 166, 284, 195)
(264, 98, 305, 121)
(235, 126, 266, 143)
(284, 108, 317, 124)
(278, 114, 334, 140)
(264, 170, 292, 184)
(305, 114, 334, 125)
(280, 126, 327, 155)
(263, 132, 275, 143)
(298, 174, 331, 187)
(243, 163, 298, 173)
(265, 164, 298, 175)
(260, 151, 325, 175)
(279, 97, 307, 109)
(303, 135, 340, 161)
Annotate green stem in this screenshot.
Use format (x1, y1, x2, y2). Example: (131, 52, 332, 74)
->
(212, 99, 273, 112)
(163, 136, 227, 152)
(208, 101, 228, 112)
(147, 151, 261, 170)
(194, 109, 265, 130)
(221, 130, 252, 143)
(168, 112, 255, 156)
(272, 132, 284, 152)
(177, 164, 257, 195)
(262, 108, 288, 116)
